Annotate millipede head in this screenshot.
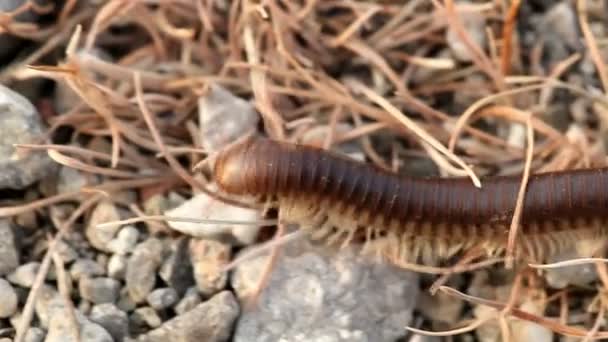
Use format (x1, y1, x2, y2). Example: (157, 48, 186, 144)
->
(214, 134, 258, 196)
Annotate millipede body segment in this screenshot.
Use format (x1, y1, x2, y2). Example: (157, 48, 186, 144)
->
(214, 135, 608, 265)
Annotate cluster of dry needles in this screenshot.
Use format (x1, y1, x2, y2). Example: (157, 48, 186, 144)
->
(1, 0, 608, 341)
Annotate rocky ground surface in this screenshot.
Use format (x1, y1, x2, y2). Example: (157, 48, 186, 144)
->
(0, 0, 607, 341)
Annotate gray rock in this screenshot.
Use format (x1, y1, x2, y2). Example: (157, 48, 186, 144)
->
(86, 200, 122, 252)
(79, 277, 121, 304)
(0, 220, 19, 276)
(90, 303, 129, 341)
(23, 327, 45, 342)
(137, 291, 239, 342)
(131, 307, 162, 329)
(70, 259, 105, 281)
(174, 287, 202, 315)
(126, 238, 164, 303)
(159, 237, 194, 296)
(231, 241, 419, 342)
(8, 262, 40, 288)
(107, 225, 139, 255)
(107, 254, 127, 280)
(46, 310, 113, 342)
(0, 278, 17, 318)
(0, 84, 56, 189)
(189, 239, 230, 297)
(146, 288, 178, 310)
(198, 84, 259, 153)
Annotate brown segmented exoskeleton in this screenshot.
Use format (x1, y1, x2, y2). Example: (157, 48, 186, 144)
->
(212, 134, 608, 270)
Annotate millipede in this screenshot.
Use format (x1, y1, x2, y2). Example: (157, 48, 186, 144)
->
(212, 134, 608, 270)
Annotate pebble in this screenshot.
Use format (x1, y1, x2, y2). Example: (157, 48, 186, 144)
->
(79, 277, 121, 304)
(147, 288, 178, 310)
(131, 307, 162, 329)
(159, 237, 194, 295)
(117, 287, 137, 312)
(543, 249, 598, 288)
(417, 290, 464, 325)
(174, 287, 202, 315)
(8, 262, 40, 288)
(57, 166, 89, 194)
(231, 241, 419, 341)
(69, 259, 105, 282)
(90, 303, 129, 342)
(189, 239, 230, 297)
(56, 240, 79, 264)
(0, 279, 17, 318)
(0, 83, 56, 189)
(537, 2, 580, 68)
(445, 2, 486, 62)
(107, 225, 139, 255)
(86, 200, 122, 252)
(9, 310, 21, 329)
(126, 238, 165, 303)
(34, 285, 63, 328)
(165, 192, 262, 245)
(46, 310, 113, 342)
(137, 291, 239, 342)
(23, 327, 45, 342)
(0, 220, 19, 276)
(198, 84, 259, 153)
(107, 254, 127, 280)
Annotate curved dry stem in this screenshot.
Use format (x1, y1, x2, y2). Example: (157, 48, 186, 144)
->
(96, 215, 277, 229)
(406, 315, 495, 336)
(505, 113, 534, 268)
